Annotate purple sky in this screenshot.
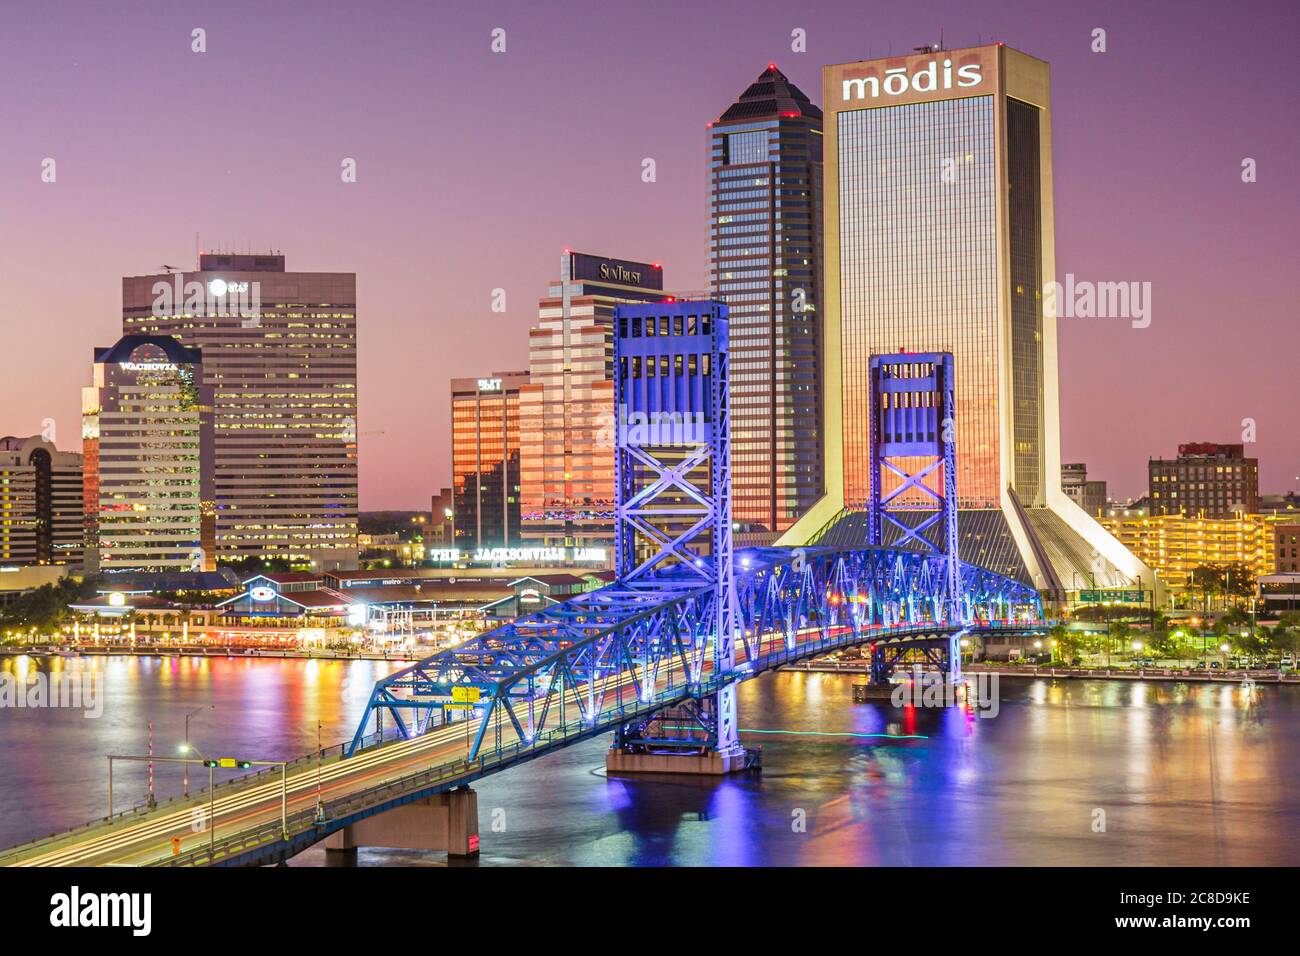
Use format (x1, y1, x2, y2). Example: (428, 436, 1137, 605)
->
(1, 0, 1296, 509)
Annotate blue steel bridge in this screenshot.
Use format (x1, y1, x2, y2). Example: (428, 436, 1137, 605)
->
(1, 302, 1046, 867)
(346, 543, 1041, 766)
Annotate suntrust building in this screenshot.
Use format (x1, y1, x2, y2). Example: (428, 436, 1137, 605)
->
(780, 44, 1157, 600)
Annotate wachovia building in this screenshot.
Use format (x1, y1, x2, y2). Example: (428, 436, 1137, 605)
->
(82, 335, 210, 573)
(780, 44, 1157, 600)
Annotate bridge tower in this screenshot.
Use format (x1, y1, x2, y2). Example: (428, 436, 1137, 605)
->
(868, 352, 966, 683)
(605, 298, 753, 774)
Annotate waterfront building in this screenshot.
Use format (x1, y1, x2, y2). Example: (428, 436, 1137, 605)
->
(709, 65, 823, 542)
(82, 335, 210, 573)
(0, 435, 83, 566)
(518, 251, 665, 558)
(1100, 510, 1290, 594)
(122, 253, 358, 570)
(781, 43, 1157, 600)
(450, 372, 528, 551)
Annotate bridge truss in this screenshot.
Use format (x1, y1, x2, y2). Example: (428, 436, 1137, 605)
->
(347, 545, 1042, 761)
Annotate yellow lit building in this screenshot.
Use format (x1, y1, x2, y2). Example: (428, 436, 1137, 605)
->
(1100, 511, 1290, 592)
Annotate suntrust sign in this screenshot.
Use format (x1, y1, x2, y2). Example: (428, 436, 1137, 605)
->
(842, 58, 983, 102)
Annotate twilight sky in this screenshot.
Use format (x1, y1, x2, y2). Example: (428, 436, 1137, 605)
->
(1, 0, 1296, 509)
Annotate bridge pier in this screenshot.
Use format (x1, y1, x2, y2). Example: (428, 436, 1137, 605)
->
(605, 745, 756, 776)
(322, 787, 479, 863)
(606, 700, 760, 776)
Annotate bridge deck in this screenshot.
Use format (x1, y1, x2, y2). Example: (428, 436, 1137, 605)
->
(0, 618, 1043, 867)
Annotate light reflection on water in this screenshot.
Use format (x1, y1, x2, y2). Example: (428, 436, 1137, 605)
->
(0, 656, 1296, 865)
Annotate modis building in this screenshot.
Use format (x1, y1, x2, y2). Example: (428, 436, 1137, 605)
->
(779, 44, 1157, 600)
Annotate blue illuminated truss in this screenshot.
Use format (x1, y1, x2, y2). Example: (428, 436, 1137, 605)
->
(346, 544, 1042, 759)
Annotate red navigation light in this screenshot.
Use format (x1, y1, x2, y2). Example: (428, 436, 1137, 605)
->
(767, 62, 777, 71)
(563, 247, 571, 254)
(665, 296, 676, 302)
(781, 111, 801, 118)
(652, 262, 661, 269)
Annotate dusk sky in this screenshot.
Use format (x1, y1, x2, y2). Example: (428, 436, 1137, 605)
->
(2, 0, 1295, 509)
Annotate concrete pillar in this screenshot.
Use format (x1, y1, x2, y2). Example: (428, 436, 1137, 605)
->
(605, 747, 757, 776)
(323, 825, 358, 866)
(319, 788, 479, 859)
(447, 787, 479, 858)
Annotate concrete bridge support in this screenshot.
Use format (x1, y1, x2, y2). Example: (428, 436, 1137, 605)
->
(323, 787, 478, 864)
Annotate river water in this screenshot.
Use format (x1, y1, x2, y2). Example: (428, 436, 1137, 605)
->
(1, 654, 1297, 865)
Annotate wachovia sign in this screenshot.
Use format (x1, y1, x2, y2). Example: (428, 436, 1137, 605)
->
(842, 58, 982, 102)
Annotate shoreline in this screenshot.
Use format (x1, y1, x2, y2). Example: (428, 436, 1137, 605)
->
(783, 659, 1300, 685)
(0, 644, 424, 663)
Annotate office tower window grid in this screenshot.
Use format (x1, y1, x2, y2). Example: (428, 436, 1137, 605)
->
(710, 67, 823, 536)
(123, 260, 358, 568)
(838, 96, 998, 509)
(1008, 97, 1045, 506)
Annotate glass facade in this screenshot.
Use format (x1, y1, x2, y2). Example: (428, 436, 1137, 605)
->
(838, 95, 999, 509)
(1007, 97, 1045, 506)
(451, 374, 526, 551)
(123, 256, 358, 570)
(518, 254, 663, 554)
(710, 66, 823, 538)
(83, 339, 207, 572)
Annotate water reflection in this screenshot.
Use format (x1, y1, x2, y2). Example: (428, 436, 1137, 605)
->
(1, 657, 1298, 865)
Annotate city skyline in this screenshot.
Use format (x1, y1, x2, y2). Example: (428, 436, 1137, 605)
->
(1, 0, 1296, 511)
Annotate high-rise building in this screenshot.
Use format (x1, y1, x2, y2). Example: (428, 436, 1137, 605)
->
(780, 44, 1157, 599)
(518, 252, 666, 557)
(82, 335, 210, 573)
(1061, 462, 1107, 517)
(709, 65, 823, 542)
(0, 436, 83, 566)
(451, 372, 528, 551)
(1148, 442, 1259, 517)
(122, 253, 358, 570)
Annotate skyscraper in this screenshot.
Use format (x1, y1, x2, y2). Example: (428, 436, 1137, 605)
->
(122, 253, 358, 570)
(450, 371, 528, 551)
(82, 335, 209, 573)
(710, 65, 823, 543)
(518, 251, 666, 557)
(781, 44, 1157, 599)
(0, 435, 83, 566)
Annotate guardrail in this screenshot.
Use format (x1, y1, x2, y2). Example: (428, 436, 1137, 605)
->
(0, 728, 404, 863)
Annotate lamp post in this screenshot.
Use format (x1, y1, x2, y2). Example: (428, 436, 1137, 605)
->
(182, 706, 213, 798)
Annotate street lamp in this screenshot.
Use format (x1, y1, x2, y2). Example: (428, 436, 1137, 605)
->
(181, 706, 213, 798)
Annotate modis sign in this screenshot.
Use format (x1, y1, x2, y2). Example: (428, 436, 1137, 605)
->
(842, 58, 982, 102)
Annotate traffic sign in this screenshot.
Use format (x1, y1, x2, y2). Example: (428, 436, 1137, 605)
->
(452, 686, 481, 703)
